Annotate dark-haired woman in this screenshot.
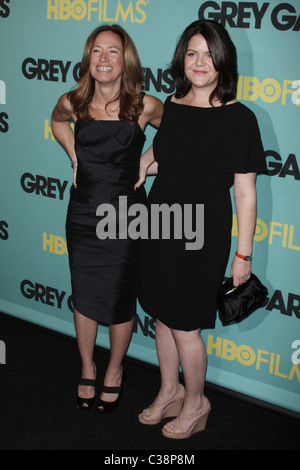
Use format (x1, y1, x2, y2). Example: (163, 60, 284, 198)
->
(136, 20, 266, 438)
(51, 25, 163, 413)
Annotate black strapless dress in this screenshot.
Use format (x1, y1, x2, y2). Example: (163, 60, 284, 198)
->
(66, 118, 146, 325)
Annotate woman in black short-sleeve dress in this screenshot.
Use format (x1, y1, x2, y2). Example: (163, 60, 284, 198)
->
(136, 20, 266, 439)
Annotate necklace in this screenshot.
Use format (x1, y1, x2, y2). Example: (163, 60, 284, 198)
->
(92, 99, 119, 113)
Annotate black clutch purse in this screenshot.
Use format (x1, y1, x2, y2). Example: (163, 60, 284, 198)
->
(217, 273, 268, 326)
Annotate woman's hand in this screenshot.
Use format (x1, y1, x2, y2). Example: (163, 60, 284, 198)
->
(134, 165, 147, 190)
(134, 146, 157, 190)
(71, 159, 78, 188)
(230, 256, 251, 286)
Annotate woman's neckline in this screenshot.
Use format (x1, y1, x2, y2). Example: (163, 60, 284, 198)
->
(75, 117, 144, 133)
(169, 96, 240, 110)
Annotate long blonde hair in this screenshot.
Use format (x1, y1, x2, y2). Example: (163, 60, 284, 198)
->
(68, 24, 144, 122)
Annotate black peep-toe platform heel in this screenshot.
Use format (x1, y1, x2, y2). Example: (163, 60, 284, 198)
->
(97, 371, 126, 414)
(77, 378, 96, 410)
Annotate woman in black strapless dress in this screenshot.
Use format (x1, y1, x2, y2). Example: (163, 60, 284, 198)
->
(51, 25, 163, 412)
(136, 21, 266, 439)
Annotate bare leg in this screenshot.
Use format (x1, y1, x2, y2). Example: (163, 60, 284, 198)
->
(74, 308, 98, 400)
(99, 317, 134, 406)
(155, 320, 181, 400)
(163, 328, 207, 434)
(139, 319, 182, 422)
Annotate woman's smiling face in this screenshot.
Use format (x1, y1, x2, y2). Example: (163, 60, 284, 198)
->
(89, 30, 124, 86)
(184, 34, 219, 93)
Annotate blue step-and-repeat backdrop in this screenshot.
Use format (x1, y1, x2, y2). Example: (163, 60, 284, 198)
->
(0, 1, 299, 415)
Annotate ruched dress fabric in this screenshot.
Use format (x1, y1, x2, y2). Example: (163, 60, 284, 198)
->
(138, 97, 266, 331)
(66, 118, 146, 325)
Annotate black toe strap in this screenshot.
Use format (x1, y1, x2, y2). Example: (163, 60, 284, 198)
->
(79, 378, 96, 387)
(102, 385, 121, 394)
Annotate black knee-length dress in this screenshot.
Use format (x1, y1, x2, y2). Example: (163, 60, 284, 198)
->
(138, 96, 266, 331)
(66, 118, 146, 325)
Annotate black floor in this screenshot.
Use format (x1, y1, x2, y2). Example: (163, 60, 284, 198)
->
(0, 312, 299, 452)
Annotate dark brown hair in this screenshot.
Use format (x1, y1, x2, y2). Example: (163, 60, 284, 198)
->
(68, 24, 144, 122)
(171, 20, 238, 105)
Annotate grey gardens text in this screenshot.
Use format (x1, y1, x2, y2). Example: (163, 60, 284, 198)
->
(96, 196, 204, 251)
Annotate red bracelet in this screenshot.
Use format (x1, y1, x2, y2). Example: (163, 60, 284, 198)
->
(235, 251, 252, 261)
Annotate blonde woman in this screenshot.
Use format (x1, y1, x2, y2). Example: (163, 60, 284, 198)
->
(52, 25, 163, 413)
